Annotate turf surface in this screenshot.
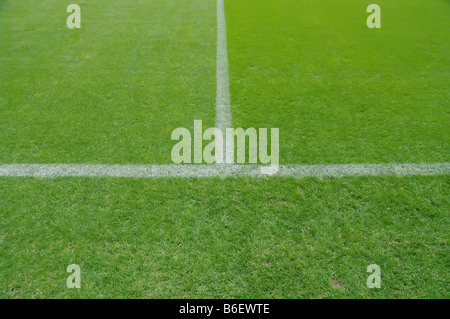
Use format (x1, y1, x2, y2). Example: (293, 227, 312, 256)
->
(0, 0, 216, 164)
(0, 0, 449, 299)
(227, 0, 450, 164)
(1, 176, 448, 298)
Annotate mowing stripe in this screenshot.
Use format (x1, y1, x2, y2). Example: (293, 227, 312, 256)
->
(216, 0, 233, 164)
(2, 4, 449, 179)
(1, 163, 449, 178)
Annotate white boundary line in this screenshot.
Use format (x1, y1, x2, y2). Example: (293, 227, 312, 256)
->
(1, 3, 449, 179)
(1, 163, 449, 178)
(215, 0, 233, 164)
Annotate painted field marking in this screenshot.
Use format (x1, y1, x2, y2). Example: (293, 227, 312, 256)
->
(1, 163, 449, 178)
(1, 2, 449, 179)
(215, 0, 233, 164)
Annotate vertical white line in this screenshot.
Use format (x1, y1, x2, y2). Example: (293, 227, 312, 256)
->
(216, 0, 233, 164)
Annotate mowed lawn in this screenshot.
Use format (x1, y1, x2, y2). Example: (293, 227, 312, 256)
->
(1, 177, 449, 298)
(0, 0, 216, 164)
(227, 0, 450, 164)
(1, 0, 449, 299)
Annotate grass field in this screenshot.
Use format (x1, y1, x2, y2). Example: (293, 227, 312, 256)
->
(1, 0, 449, 298)
(227, 0, 450, 164)
(0, 0, 216, 164)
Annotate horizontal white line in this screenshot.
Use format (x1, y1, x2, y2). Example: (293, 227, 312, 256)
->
(0, 163, 449, 178)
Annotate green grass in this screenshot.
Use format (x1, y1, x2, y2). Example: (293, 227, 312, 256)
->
(227, 0, 450, 164)
(1, 0, 449, 299)
(1, 176, 448, 298)
(0, 0, 216, 164)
